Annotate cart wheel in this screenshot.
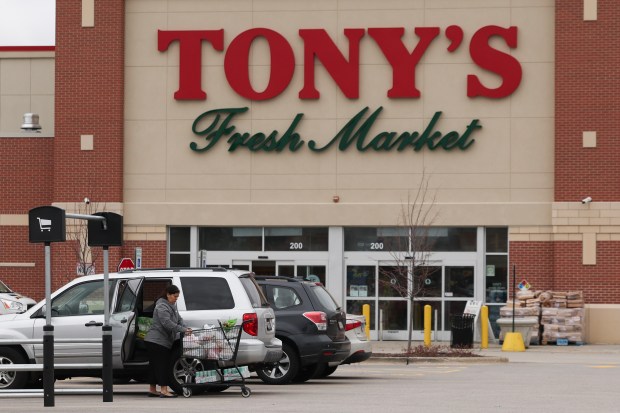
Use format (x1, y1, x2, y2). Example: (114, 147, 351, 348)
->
(241, 387, 251, 398)
(182, 387, 192, 398)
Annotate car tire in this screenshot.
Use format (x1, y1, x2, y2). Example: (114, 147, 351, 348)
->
(293, 362, 328, 383)
(256, 342, 300, 385)
(0, 347, 28, 389)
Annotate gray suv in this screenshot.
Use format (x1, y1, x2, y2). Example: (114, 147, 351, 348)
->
(0, 268, 281, 393)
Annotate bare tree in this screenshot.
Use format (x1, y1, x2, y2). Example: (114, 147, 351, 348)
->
(66, 200, 105, 279)
(379, 173, 439, 362)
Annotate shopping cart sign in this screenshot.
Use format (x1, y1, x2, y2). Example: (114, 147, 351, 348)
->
(28, 206, 66, 243)
(518, 279, 531, 290)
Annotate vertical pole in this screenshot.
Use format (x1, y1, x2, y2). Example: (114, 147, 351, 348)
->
(423, 304, 431, 347)
(379, 309, 383, 341)
(43, 243, 54, 407)
(512, 264, 516, 333)
(481, 305, 489, 349)
(102, 246, 113, 402)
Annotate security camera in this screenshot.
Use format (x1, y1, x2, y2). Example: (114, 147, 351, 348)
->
(84, 197, 90, 205)
(581, 197, 592, 204)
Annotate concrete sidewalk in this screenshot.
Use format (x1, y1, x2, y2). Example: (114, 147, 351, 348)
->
(370, 340, 620, 365)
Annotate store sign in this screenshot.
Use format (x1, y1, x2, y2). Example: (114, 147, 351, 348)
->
(159, 25, 520, 154)
(191, 106, 480, 153)
(159, 25, 521, 101)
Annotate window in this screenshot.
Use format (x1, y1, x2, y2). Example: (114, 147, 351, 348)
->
(264, 227, 328, 251)
(271, 286, 301, 309)
(240, 276, 269, 308)
(486, 227, 508, 253)
(50, 280, 116, 317)
(180, 277, 235, 310)
(199, 227, 262, 251)
(445, 266, 474, 297)
(309, 285, 339, 312)
(344, 227, 407, 251)
(115, 279, 141, 313)
(169, 227, 191, 267)
(346, 266, 376, 297)
(344, 227, 477, 252)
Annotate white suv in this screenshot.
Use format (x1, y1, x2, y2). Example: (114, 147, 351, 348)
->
(0, 268, 281, 393)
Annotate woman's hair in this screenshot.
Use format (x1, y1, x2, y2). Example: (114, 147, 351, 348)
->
(159, 284, 180, 299)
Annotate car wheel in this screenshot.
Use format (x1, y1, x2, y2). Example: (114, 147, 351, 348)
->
(170, 356, 204, 395)
(256, 342, 300, 385)
(293, 362, 325, 383)
(0, 347, 28, 389)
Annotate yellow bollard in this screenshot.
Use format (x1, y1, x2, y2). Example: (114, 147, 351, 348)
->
(481, 305, 488, 349)
(424, 304, 431, 347)
(362, 304, 370, 339)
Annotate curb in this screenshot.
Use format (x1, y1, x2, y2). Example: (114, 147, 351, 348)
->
(367, 355, 509, 364)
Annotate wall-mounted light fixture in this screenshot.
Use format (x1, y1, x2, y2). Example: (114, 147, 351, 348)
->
(21, 113, 42, 132)
(332, 195, 340, 203)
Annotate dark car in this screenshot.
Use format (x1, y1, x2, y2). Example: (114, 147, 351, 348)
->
(254, 276, 351, 384)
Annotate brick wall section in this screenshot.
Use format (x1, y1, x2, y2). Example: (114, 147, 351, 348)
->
(512, 240, 620, 304)
(555, 0, 620, 201)
(54, 0, 125, 201)
(123, 241, 168, 269)
(553, 241, 620, 304)
(509, 241, 555, 292)
(0, 138, 53, 213)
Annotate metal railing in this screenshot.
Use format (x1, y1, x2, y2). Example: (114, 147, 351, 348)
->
(0, 337, 104, 398)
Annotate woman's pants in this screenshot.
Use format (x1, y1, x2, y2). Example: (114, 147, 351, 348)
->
(145, 341, 172, 386)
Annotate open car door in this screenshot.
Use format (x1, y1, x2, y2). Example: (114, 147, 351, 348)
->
(110, 277, 144, 367)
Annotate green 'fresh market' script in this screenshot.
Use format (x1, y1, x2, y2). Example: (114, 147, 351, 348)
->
(190, 107, 481, 153)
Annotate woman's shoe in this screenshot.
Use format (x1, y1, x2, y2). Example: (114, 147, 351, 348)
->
(160, 393, 178, 398)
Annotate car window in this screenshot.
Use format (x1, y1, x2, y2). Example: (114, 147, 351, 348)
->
(240, 275, 269, 308)
(180, 277, 235, 310)
(0, 280, 11, 293)
(51, 280, 116, 317)
(115, 279, 141, 313)
(271, 286, 301, 310)
(309, 284, 339, 312)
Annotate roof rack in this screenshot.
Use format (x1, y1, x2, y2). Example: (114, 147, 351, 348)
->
(118, 267, 230, 273)
(253, 275, 300, 282)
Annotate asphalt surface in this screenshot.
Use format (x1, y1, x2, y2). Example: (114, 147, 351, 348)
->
(2, 340, 619, 412)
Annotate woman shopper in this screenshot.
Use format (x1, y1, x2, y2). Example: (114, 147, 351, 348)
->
(144, 284, 192, 398)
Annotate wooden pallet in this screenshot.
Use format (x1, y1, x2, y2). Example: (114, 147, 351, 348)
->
(542, 339, 585, 346)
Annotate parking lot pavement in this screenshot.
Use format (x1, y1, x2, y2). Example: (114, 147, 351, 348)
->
(5, 358, 620, 413)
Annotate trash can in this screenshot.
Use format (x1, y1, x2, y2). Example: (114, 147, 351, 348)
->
(450, 314, 475, 348)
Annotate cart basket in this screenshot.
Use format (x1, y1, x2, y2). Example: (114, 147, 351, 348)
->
(181, 323, 243, 362)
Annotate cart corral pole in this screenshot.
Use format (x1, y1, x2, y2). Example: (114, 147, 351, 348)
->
(86, 212, 124, 402)
(29, 206, 67, 407)
(28, 207, 123, 406)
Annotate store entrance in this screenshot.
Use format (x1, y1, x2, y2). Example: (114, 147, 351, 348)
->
(346, 259, 477, 341)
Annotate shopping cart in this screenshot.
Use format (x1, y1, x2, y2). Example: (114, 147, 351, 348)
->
(178, 321, 251, 398)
